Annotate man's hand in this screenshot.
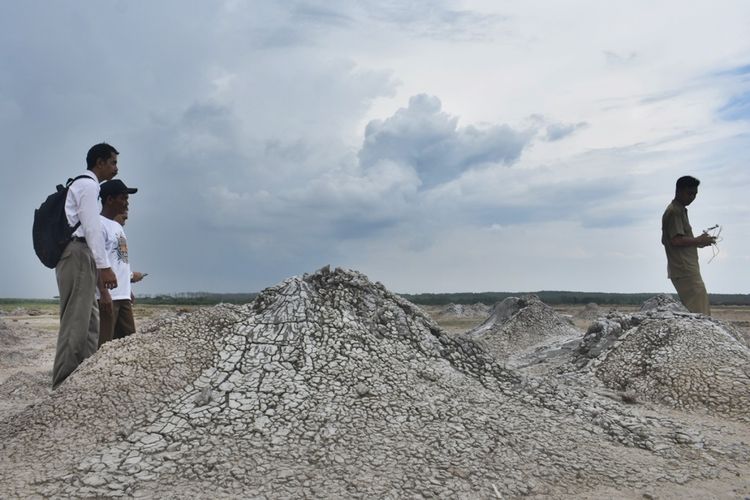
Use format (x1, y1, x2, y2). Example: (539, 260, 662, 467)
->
(100, 268, 118, 289)
(696, 233, 716, 248)
(98, 288, 113, 315)
(130, 292, 136, 305)
(671, 233, 716, 248)
(131, 271, 145, 283)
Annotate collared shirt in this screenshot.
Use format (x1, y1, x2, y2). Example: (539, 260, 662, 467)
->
(65, 171, 110, 269)
(661, 200, 699, 278)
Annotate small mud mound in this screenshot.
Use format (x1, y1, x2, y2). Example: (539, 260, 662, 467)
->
(574, 305, 750, 420)
(440, 302, 490, 317)
(0, 303, 243, 493)
(640, 294, 687, 312)
(576, 302, 602, 320)
(0, 319, 23, 347)
(466, 295, 581, 362)
(0, 319, 55, 374)
(1, 269, 748, 498)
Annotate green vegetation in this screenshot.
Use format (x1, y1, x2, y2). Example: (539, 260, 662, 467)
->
(3, 291, 749, 307)
(399, 291, 750, 306)
(134, 292, 258, 306)
(0, 299, 58, 315)
(0, 299, 58, 306)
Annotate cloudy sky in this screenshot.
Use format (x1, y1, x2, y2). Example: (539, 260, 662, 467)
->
(2, 1, 749, 298)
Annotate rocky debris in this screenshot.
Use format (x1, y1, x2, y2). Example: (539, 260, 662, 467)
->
(440, 302, 490, 318)
(572, 302, 750, 420)
(465, 295, 581, 365)
(640, 294, 687, 313)
(1, 269, 748, 498)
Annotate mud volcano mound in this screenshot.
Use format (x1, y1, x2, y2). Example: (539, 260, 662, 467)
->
(466, 295, 580, 361)
(440, 302, 490, 317)
(640, 294, 687, 313)
(575, 300, 750, 419)
(1, 269, 748, 498)
(576, 302, 602, 320)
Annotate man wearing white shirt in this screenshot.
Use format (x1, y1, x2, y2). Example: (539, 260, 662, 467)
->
(97, 180, 142, 347)
(53, 143, 119, 388)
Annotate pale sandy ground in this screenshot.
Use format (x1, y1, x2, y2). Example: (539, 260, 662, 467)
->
(1, 303, 749, 499)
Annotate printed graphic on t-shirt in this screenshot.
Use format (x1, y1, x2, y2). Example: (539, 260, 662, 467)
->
(116, 235, 129, 264)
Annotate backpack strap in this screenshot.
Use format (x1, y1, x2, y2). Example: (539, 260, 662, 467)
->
(65, 174, 97, 233)
(66, 174, 96, 187)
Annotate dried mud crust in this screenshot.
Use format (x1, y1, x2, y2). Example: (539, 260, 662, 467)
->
(465, 295, 582, 367)
(438, 302, 491, 318)
(0, 268, 748, 499)
(572, 306, 750, 420)
(0, 318, 57, 420)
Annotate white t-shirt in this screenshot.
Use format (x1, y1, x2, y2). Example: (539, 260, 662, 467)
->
(96, 216, 132, 301)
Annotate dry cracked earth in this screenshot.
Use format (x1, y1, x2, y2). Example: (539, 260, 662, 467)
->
(1, 267, 749, 499)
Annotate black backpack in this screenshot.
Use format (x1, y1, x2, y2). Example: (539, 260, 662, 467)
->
(33, 175, 94, 268)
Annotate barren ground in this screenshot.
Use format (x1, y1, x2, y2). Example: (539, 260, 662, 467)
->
(1, 302, 749, 499)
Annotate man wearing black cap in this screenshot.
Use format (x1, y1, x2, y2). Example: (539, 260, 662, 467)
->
(97, 179, 144, 346)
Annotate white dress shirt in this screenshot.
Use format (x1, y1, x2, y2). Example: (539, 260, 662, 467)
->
(65, 171, 110, 269)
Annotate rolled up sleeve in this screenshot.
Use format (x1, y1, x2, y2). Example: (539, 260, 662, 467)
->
(665, 210, 686, 239)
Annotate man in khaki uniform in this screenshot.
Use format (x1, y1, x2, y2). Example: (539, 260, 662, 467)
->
(661, 175, 715, 314)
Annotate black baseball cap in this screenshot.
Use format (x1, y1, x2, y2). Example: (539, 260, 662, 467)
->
(100, 179, 138, 199)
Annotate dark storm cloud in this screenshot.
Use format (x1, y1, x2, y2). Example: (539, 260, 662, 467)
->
(359, 94, 533, 188)
(0, 1, 402, 297)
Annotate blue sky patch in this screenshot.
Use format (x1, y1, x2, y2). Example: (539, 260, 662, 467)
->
(719, 91, 750, 121)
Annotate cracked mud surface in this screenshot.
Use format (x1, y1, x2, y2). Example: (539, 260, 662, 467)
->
(1, 268, 749, 499)
(465, 295, 582, 370)
(571, 299, 750, 420)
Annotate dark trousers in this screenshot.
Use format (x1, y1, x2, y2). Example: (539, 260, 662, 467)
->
(98, 299, 136, 347)
(53, 241, 99, 389)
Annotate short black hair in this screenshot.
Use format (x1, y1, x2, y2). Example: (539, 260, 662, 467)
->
(86, 143, 119, 170)
(675, 175, 700, 192)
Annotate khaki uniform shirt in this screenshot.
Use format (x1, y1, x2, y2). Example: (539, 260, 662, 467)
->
(661, 200, 700, 278)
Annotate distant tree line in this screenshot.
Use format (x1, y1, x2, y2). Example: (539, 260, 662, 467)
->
(3, 291, 749, 307)
(126, 290, 750, 306)
(134, 292, 258, 305)
(399, 291, 750, 307)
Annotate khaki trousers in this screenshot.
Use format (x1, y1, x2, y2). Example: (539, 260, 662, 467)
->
(671, 275, 711, 315)
(53, 240, 99, 388)
(98, 299, 136, 347)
